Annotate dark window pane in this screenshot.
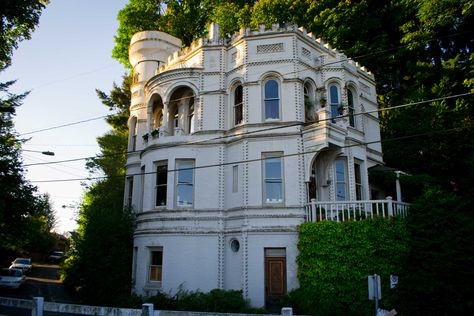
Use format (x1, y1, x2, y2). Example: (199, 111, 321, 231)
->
(151, 251, 162, 265)
(235, 103, 243, 125)
(234, 85, 243, 104)
(330, 85, 339, 104)
(156, 186, 167, 206)
(156, 165, 168, 185)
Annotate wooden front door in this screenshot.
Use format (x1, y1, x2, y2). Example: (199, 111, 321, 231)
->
(265, 249, 287, 308)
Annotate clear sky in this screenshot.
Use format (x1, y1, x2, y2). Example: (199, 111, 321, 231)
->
(0, 0, 129, 233)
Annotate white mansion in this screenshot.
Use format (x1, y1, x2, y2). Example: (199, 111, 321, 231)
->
(126, 23, 389, 307)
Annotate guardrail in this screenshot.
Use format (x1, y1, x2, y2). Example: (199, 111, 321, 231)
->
(0, 296, 295, 316)
(305, 196, 409, 222)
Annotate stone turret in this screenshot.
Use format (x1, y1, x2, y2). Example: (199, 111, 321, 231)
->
(129, 31, 182, 110)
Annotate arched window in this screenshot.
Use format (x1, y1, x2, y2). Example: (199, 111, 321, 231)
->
(264, 79, 280, 120)
(234, 84, 243, 125)
(329, 84, 340, 119)
(167, 86, 195, 135)
(151, 96, 163, 130)
(347, 89, 355, 127)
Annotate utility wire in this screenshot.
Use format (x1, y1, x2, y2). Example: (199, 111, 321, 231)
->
(30, 125, 469, 183)
(19, 115, 108, 136)
(18, 29, 472, 136)
(23, 92, 474, 168)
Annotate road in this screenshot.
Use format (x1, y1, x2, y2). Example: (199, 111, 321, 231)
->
(0, 263, 80, 315)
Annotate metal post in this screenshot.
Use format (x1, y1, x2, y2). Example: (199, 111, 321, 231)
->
(374, 274, 379, 316)
(32, 297, 43, 316)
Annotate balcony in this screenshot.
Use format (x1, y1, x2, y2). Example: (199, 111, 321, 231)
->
(305, 197, 409, 222)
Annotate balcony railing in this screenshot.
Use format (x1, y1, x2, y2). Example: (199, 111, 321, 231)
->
(305, 197, 409, 222)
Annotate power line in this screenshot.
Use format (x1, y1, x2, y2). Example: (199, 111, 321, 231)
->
(19, 115, 108, 136)
(18, 29, 472, 137)
(30, 125, 469, 183)
(23, 92, 474, 168)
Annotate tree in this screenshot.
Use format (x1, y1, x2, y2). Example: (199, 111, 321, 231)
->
(0, 80, 55, 259)
(398, 186, 474, 315)
(61, 75, 134, 306)
(0, 0, 48, 69)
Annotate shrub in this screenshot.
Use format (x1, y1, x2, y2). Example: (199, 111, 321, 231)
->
(293, 217, 409, 315)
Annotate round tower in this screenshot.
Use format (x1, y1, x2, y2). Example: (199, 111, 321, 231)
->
(128, 31, 182, 150)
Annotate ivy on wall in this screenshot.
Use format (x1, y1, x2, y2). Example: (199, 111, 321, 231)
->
(293, 218, 409, 316)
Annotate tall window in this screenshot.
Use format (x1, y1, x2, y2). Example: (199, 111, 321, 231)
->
(329, 85, 339, 120)
(149, 248, 163, 282)
(176, 160, 194, 207)
(347, 89, 355, 127)
(264, 79, 280, 120)
(155, 162, 168, 207)
(188, 97, 195, 134)
(354, 162, 363, 200)
(234, 85, 243, 125)
(263, 154, 283, 203)
(335, 158, 347, 201)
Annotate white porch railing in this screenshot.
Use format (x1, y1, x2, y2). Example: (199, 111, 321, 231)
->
(305, 196, 409, 222)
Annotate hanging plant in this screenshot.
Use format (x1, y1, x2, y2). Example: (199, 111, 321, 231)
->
(151, 129, 160, 137)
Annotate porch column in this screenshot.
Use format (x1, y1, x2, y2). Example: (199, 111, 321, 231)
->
(395, 171, 402, 202)
(161, 100, 169, 136)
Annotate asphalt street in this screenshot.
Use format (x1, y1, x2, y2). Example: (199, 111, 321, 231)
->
(0, 263, 80, 315)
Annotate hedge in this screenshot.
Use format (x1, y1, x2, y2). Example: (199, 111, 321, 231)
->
(291, 217, 408, 315)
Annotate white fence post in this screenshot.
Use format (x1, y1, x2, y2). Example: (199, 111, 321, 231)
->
(386, 196, 393, 217)
(31, 297, 43, 316)
(281, 307, 293, 316)
(142, 303, 154, 316)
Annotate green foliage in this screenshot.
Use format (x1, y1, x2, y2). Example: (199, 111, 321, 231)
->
(293, 218, 409, 315)
(0, 79, 55, 260)
(249, 0, 294, 29)
(397, 186, 474, 315)
(0, 0, 48, 69)
(112, 0, 164, 67)
(147, 288, 263, 313)
(61, 75, 133, 306)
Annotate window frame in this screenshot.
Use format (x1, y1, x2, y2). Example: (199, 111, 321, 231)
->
(334, 158, 348, 201)
(233, 84, 243, 126)
(148, 247, 163, 284)
(155, 161, 168, 208)
(329, 84, 340, 120)
(262, 153, 284, 204)
(175, 159, 195, 208)
(263, 78, 281, 121)
(354, 161, 364, 200)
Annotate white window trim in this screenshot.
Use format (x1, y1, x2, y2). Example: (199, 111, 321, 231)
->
(262, 152, 285, 205)
(233, 84, 243, 126)
(175, 159, 195, 208)
(154, 160, 168, 208)
(334, 157, 348, 201)
(262, 78, 281, 121)
(147, 247, 163, 287)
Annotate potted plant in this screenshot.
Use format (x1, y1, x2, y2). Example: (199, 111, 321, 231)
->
(142, 133, 149, 142)
(319, 95, 327, 108)
(151, 129, 160, 138)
